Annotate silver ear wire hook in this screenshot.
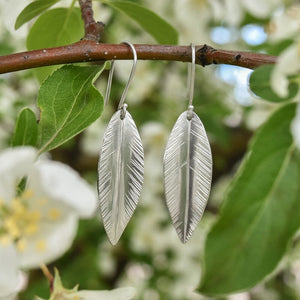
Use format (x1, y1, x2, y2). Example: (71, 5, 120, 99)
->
(104, 60, 115, 106)
(103, 41, 138, 119)
(187, 43, 196, 120)
(118, 41, 137, 110)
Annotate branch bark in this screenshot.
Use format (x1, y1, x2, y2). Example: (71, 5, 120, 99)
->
(79, 0, 105, 41)
(0, 41, 277, 74)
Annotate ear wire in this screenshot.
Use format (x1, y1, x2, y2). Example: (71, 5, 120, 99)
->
(187, 43, 196, 120)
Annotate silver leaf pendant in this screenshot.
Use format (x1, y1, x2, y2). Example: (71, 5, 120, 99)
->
(98, 108, 144, 245)
(163, 111, 212, 243)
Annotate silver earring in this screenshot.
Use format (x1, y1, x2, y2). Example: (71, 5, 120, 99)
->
(98, 42, 144, 245)
(163, 43, 213, 243)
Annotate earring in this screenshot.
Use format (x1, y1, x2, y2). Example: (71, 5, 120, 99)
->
(163, 43, 213, 243)
(98, 42, 144, 245)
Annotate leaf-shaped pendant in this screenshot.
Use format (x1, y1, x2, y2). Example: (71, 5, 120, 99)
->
(98, 107, 144, 245)
(163, 110, 212, 243)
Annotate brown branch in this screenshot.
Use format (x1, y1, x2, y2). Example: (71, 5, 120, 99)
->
(79, 0, 105, 41)
(0, 41, 277, 74)
(0, 0, 276, 75)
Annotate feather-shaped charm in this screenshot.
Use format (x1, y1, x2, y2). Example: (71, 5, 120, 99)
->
(98, 107, 144, 245)
(163, 110, 212, 243)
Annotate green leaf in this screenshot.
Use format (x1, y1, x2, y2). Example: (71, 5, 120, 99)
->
(249, 65, 298, 102)
(199, 103, 300, 295)
(12, 108, 38, 147)
(101, 0, 178, 44)
(26, 7, 84, 82)
(15, 0, 61, 30)
(37, 64, 107, 153)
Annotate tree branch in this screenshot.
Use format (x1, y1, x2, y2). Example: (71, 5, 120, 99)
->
(0, 41, 277, 74)
(0, 0, 277, 75)
(79, 0, 105, 41)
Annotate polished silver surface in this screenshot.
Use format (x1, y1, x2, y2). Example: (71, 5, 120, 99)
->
(98, 109, 144, 245)
(104, 60, 115, 106)
(163, 110, 212, 243)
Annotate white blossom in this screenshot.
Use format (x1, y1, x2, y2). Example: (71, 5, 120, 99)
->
(0, 147, 97, 298)
(268, 5, 300, 42)
(72, 288, 135, 300)
(242, 0, 281, 19)
(271, 42, 300, 98)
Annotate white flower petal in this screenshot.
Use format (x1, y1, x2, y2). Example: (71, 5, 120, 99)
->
(75, 287, 136, 300)
(29, 160, 97, 218)
(271, 43, 300, 98)
(19, 213, 78, 269)
(0, 244, 19, 298)
(0, 147, 37, 202)
(242, 0, 280, 19)
(0, 147, 37, 176)
(268, 12, 300, 42)
(0, 1, 30, 38)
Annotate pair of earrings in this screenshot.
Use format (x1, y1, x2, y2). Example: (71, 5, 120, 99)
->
(98, 42, 213, 245)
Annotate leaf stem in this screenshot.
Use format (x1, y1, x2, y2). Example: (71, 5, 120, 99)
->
(40, 264, 54, 292)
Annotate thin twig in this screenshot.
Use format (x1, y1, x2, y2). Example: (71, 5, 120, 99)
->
(0, 41, 277, 74)
(79, 0, 105, 41)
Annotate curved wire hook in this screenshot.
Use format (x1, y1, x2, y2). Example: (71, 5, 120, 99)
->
(104, 60, 115, 106)
(104, 41, 138, 111)
(187, 43, 196, 120)
(118, 41, 137, 110)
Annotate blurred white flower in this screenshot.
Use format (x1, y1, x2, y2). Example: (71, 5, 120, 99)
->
(72, 288, 135, 300)
(174, 0, 212, 43)
(82, 117, 108, 156)
(242, 0, 281, 19)
(210, 0, 281, 28)
(228, 292, 251, 300)
(268, 5, 300, 42)
(209, 0, 243, 27)
(271, 42, 300, 97)
(115, 61, 159, 105)
(246, 100, 276, 130)
(0, 146, 97, 298)
(0, 0, 30, 39)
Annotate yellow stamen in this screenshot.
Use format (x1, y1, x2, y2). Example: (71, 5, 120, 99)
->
(11, 199, 25, 216)
(36, 240, 47, 252)
(4, 217, 21, 238)
(0, 192, 50, 248)
(37, 198, 47, 206)
(22, 189, 34, 199)
(24, 224, 38, 236)
(27, 210, 41, 221)
(48, 208, 61, 220)
(16, 238, 27, 252)
(0, 234, 12, 246)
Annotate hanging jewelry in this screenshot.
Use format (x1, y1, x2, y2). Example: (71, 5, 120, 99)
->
(98, 42, 144, 245)
(163, 43, 213, 243)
